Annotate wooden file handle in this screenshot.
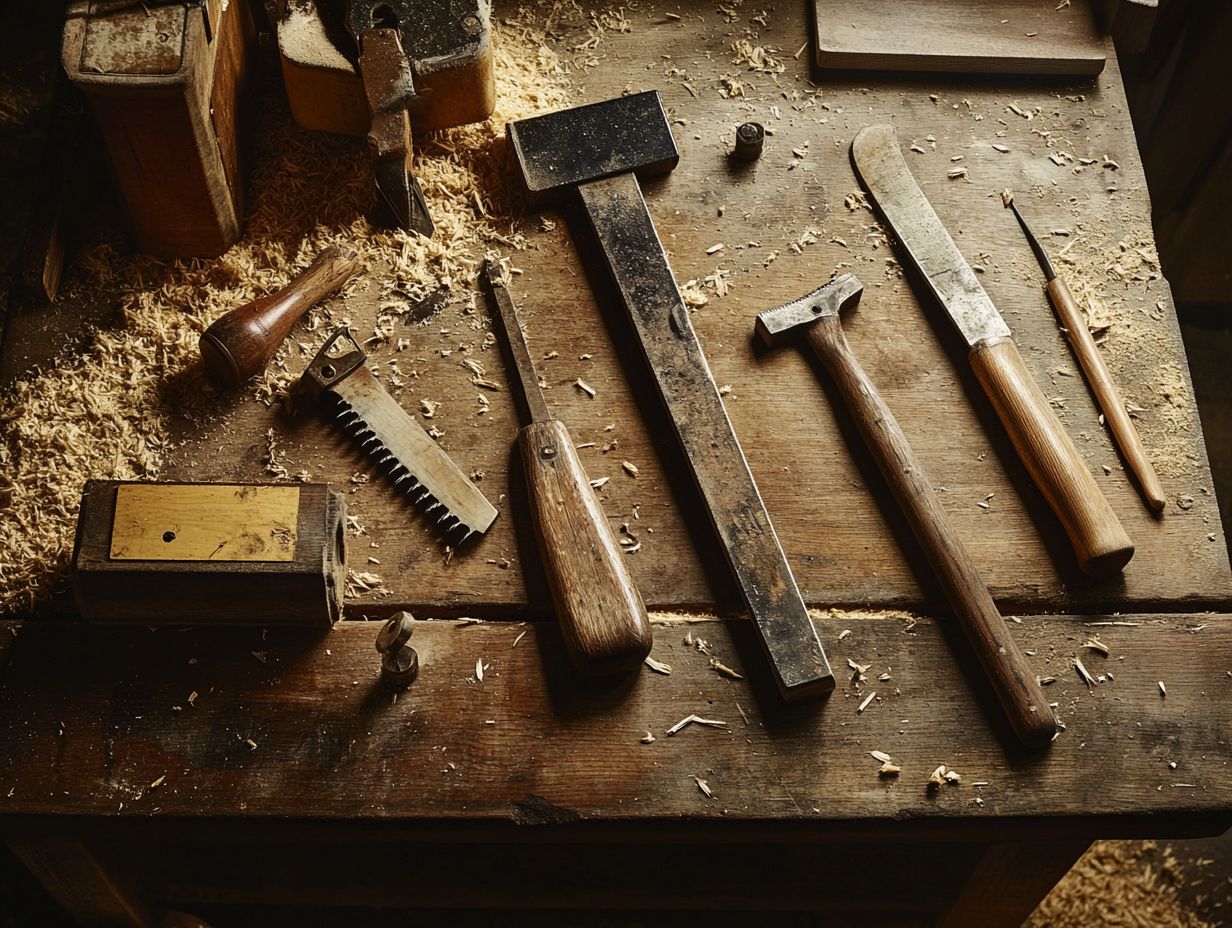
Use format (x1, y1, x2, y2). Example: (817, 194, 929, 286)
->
(1046, 277, 1167, 512)
(519, 419, 653, 674)
(969, 336, 1133, 577)
(806, 315, 1057, 748)
(200, 246, 361, 387)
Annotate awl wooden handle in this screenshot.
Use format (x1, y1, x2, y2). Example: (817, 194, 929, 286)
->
(519, 419, 653, 674)
(1046, 277, 1166, 512)
(806, 317, 1056, 748)
(969, 336, 1133, 577)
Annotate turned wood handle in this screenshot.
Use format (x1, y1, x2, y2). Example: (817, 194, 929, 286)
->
(519, 419, 653, 674)
(969, 336, 1133, 577)
(1046, 277, 1166, 512)
(805, 317, 1057, 748)
(200, 246, 361, 387)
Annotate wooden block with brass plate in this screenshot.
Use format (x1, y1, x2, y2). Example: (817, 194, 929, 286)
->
(72, 481, 347, 625)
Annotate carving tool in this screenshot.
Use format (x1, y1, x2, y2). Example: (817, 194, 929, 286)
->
(348, 0, 434, 235)
(508, 92, 833, 699)
(1006, 195, 1166, 513)
(851, 124, 1133, 578)
(301, 328, 497, 543)
(482, 261, 652, 674)
(757, 274, 1057, 747)
(200, 246, 361, 388)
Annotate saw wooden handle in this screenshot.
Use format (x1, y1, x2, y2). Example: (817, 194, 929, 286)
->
(519, 419, 653, 674)
(200, 246, 361, 387)
(969, 336, 1133, 577)
(806, 316, 1057, 748)
(1046, 277, 1166, 512)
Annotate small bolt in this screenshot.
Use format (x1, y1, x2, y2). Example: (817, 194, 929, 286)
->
(733, 122, 765, 161)
(375, 611, 419, 688)
(541, 445, 556, 458)
(461, 13, 481, 32)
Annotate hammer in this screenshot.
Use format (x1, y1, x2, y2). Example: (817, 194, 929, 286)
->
(757, 274, 1057, 748)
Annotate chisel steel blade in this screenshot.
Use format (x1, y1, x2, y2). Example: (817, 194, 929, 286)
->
(851, 124, 1011, 347)
(304, 329, 497, 543)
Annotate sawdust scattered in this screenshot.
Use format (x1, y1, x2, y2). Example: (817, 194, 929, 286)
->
(1027, 841, 1214, 928)
(0, 14, 572, 615)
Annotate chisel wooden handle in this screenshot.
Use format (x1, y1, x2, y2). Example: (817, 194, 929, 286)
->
(200, 246, 361, 387)
(1046, 277, 1166, 512)
(969, 337, 1133, 577)
(519, 419, 653, 674)
(806, 316, 1057, 748)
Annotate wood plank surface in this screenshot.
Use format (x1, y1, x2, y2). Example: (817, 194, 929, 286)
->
(813, 0, 1107, 76)
(1, 614, 1228, 831)
(157, 3, 1229, 616)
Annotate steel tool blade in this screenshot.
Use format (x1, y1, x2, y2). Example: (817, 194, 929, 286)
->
(303, 329, 498, 543)
(850, 125, 1010, 347)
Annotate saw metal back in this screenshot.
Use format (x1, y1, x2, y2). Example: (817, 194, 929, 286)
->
(851, 124, 1011, 348)
(304, 329, 498, 543)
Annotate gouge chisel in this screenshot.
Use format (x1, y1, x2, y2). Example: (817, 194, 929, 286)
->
(482, 261, 653, 674)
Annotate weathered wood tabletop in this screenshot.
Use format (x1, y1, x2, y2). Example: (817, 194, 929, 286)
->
(1, 0, 1230, 922)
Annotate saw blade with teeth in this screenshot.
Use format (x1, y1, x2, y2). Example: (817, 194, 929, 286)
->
(302, 329, 498, 543)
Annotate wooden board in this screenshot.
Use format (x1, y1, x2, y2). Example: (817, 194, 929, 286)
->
(813, 0, 1107, 76)
(0, 614, 1228, 830)
(5, 0, 1228, 618)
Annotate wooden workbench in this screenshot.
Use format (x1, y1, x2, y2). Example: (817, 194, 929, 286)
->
(1, 0, 1230, 924)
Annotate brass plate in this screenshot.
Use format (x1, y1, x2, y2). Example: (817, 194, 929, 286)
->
(109, 485, 300, 562)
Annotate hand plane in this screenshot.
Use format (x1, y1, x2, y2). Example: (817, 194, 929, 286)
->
(302, 329, 498, 543)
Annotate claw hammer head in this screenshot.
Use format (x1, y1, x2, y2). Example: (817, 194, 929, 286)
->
(755, 273, 863, 347)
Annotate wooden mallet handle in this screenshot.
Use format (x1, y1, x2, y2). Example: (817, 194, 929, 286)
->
(969, 336, 1133, 577)
(519, 419, 653, 674)
(200, 246, 361, 387)
(806, 314, 1057, 748)
(1046, 277, 1167, 512)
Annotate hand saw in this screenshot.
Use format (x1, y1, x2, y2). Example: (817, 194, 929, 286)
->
(301, 329, 498, 544)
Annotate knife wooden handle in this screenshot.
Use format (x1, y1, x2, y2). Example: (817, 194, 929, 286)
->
(519, 419, 653, 674)
(806, 316, 1057, 747)
(1046, 277, 1167, 513)
(969, 336, 1133, 577)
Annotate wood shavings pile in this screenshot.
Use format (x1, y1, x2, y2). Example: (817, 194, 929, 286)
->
(1027, 841, 1213, 928)
(0, 15, 571, 615)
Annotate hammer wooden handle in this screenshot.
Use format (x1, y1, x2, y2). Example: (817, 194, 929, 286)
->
(200, 247, 361, 387)
(1046, 277, 1166, 512)
(519, 419, 653, 674)
(969, 336, 1133, 577)
(806, 315, 1057, 748)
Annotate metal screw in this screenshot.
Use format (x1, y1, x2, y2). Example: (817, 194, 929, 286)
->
(461, 13, 481, 33)
(375, 611, 419, 688)
(733, 122, 765, 161)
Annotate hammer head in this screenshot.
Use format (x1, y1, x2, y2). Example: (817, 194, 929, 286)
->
(755, 274, 864, 347)
(507, 91, 680, 207)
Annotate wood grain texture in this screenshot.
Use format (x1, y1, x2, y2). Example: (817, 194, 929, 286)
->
(519, 419, 652, 674)
(14, 0, 1225, 616)
(1046, 276, 1167, 511)
(200, 246, 361, 387)
(970, 337, 1133, 577)
(813, 0, 1106, 76)
(803, 315, 1056, 747)
(939, 840, 1090, 928)
(0, 614, 1228, 831)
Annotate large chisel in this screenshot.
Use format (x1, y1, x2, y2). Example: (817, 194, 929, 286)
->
(851, 125, 1133, 578)
(482, 261, 652, 674)
(508, 92, 833, 699)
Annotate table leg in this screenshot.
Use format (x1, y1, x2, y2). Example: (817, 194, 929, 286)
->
(6, 835, 212, 928)
(939, 839, 1090, 928)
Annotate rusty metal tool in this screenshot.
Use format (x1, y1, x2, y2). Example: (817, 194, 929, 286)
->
(301, 328, 497, 543)
(348, 0, 434, 235)
(1006, 196, 1167, 513)
(482, 261, 652, 675)
(200, 246, 361, 388)
(757, 274, 1057, 748)
(851, 124, 1133, 578)
(508, 92, 833, 700)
